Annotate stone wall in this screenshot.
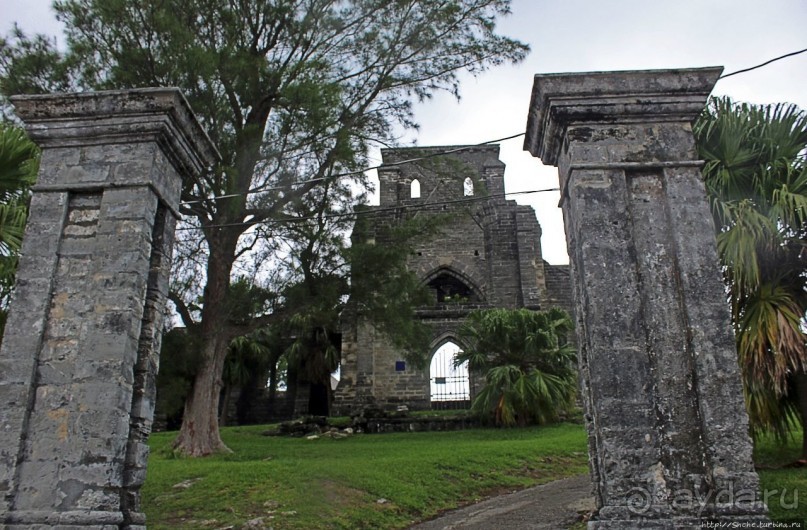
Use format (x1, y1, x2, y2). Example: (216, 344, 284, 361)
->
(333, 145, 572, 414)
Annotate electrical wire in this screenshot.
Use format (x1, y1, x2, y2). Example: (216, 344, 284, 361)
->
(718, 47, 807, 80)
(175, 186, 560, 231)
(179, 132, 526, 206)
(177, 48, 807, 209)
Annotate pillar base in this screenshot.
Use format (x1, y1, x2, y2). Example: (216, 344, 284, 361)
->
(5, 527, 118, 530)
(3, 503, 146, 528)
(4, 509, 123, 526)
(590, 515, 769, 529)
(590, 501, 769, 529)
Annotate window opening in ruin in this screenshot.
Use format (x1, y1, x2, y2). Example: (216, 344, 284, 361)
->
(273, 359, 288, 392)
(410, 178, 421, 198)
(463, 177, 474, 196)
(331, 365, 341, 390)
(427, 272, 477, 305)
(430, 341, 470, 409)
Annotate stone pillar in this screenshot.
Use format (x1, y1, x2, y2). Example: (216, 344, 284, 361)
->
(0, 89, 218, 529)
(524, 68, 767, 528)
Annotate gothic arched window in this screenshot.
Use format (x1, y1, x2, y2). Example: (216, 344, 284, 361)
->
(463, 177, 474, 196)
(410, 178, 421, 199)
(427, 272, 477, 304)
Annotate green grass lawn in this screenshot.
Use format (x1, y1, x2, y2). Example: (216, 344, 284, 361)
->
(142, 423, 589, 529)
(755, 431, 806, 525)
(142, 423, 805, 529)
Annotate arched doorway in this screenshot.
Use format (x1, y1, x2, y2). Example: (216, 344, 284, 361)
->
(429, 341, 471, 410)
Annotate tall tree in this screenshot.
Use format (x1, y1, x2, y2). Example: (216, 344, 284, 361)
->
(694, 96, 807, 459)
(269, 197, 439, 417)
(268, 177, 355, 416)
(457, 307, 576, 427)
(0, 0, 528, 455)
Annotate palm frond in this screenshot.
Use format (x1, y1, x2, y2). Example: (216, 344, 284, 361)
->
(0, 124, 38, 198)
(696, 96, 807, 444)
(460, 308, 576, 427)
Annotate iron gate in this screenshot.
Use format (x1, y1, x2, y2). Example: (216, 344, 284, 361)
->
(429, 343, 472, 410)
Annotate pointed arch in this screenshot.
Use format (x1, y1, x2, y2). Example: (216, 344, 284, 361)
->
(422, 265, 485, 304)
(428, 336, 470, 407)
(463, 177, 474, 196)
(410, 178, 421, 198)
(429, 330, 471, 353)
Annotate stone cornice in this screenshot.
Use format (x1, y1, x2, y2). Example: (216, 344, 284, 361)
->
(11, 88, 220, 179)
(523, 67, 722, 165)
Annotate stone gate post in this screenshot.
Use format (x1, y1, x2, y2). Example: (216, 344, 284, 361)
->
(0, 89, 218, 529)
(524, 68, 768, 528)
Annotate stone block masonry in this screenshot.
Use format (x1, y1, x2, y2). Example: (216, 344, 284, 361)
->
(333, 146, 572, 415)
(524, 68, 768, 528)
(0, 89, 218, 529)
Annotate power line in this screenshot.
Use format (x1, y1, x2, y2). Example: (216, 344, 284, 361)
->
(179, 132, 526, 206)
(175, 186, 560, 231)
(718, 47, 807, 80)
(178, 48, 806, 208)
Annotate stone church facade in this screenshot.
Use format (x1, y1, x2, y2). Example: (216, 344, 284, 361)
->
(332, 145, 572, 414)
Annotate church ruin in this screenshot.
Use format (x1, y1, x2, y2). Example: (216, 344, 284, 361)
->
(333, 145, 572, 414)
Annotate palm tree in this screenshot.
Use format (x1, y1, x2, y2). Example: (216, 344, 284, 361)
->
(0, 121, 37, 335)
(456, 307, 576, 427)
(221, 328, 277, 426)
(694, 97, 807, 459)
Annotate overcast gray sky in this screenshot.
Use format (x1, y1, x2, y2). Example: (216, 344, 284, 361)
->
(2, 0, 806, 264)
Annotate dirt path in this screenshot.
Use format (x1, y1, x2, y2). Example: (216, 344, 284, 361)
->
(409, 474, 594, 530)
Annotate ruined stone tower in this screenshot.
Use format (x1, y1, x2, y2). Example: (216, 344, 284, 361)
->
(333, 145, 571, 414)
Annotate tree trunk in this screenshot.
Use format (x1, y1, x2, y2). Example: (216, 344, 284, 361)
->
(267, 361, 278, 416)
(219, 384, 233, 427)
(173, 237, 238, 456)
(286, 366, 301, 418)
(170, 100, 272, 455)
(309, 381, 330, 416)
(172, 338, 231, 455)
(794, 371, 807, 461)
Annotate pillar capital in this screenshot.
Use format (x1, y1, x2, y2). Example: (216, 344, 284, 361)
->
(11, 88, 219, 184)
(524, 67, 722, 165)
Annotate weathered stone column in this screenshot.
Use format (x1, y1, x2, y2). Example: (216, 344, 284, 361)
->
(0, 89, 218, 529)
(524, 68, 768, 528)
